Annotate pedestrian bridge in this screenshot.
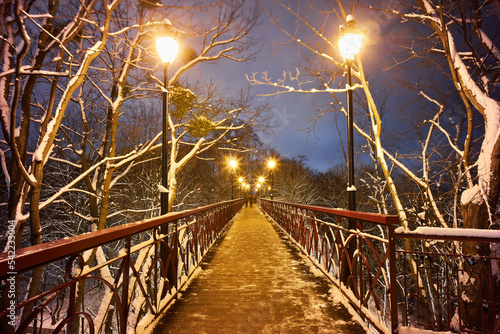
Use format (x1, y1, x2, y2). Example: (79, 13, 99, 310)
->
(152, 206, 367, 334)
(1, 199, 499, 333)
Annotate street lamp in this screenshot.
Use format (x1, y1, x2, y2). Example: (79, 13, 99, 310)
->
(338, 14, 363, 291)
(155, 20, 179, 298)
(268, 160, 276, 200)
(338, 14, 362, 213)
(156, 20, 179, 215)
(229, 158, 237, 200)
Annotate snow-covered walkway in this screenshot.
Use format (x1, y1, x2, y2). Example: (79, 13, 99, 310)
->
(152, 205, 368, 334)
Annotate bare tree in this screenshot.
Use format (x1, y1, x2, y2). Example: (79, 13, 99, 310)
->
(0, 0, 268, 331)
(247, 0, 500, 329)
(276, 155, 322, 204)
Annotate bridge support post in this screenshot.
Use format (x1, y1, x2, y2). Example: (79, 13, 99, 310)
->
(121, 236, 131, 334)
(388, 226, 398, 333)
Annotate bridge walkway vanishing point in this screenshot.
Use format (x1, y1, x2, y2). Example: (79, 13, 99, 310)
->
(152, 205, 368, 334)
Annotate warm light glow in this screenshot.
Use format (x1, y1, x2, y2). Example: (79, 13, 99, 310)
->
(156, 36, 179, 64)
(256, 183, 261, 188)
(229, 159, 237, 169)
(268, 160, 276, 169)
(245, 184, 250, 189)
(238, 177, 244, 183)
(258, 177, 264, 183)
(338, 32, 362, 60)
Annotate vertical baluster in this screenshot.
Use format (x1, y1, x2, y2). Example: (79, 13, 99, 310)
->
(435, 255, 442, 331)
(358, 220, 364, 308)
(154, 231, 158, 309)
(120, 236, 131, 334)
(174, 221, 179, 300)
(66, 281, 76, 334)
(388, 225, 398, 333)
(195, 214, 200, 264)
(445, 257, 451, 331)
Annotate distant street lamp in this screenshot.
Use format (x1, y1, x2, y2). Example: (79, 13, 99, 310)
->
(338, 14, 362, 213)
(229, 158, 237, 199)
(268, 160, 276, 200)
(156, 20, 179, 215)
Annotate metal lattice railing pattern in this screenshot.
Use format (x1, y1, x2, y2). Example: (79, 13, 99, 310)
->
(259, 199, 500, 334)
(258, 199, 399, 333)
(394, 229, 500, 333)
(0, 200, 243, 334)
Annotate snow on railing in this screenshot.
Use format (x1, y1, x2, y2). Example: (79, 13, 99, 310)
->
(394, 227, 500, 334)
(0, 199, 243, 334)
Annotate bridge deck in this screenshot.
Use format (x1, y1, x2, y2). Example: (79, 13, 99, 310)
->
(152, 206, 368, 334)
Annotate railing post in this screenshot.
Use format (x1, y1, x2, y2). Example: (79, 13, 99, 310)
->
(358, 221, 365, 308)
(174, 222, 179, 300)
(388, 225, 398, 333)
(66, 282, 76, 334)
(121, 236, 131, 334)
(195, 214, 200, 263)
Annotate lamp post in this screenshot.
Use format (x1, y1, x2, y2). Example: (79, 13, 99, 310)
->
(338, 14, 362, 214)
(268, 160, 276, 200)
(155, 20, 179, 298)
(338, 14, 363, 290)
(156, 21, 179, 215)
(229, 159, 237, 200)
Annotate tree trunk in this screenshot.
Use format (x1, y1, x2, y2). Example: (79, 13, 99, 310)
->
(460, 136, 500, 332)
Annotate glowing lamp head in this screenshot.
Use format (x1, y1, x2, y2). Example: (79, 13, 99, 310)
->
(229, 159, 237, 169)
(268, 160, 276, 169)
(338, 15, 363, 61)
(156, 21, 179, 64)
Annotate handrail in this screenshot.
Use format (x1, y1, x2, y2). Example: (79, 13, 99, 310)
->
(258, 198, 399, 334)
(265, 199, 400, 226)
(0, 200, 240, 276)
(394, 226, 500, 243)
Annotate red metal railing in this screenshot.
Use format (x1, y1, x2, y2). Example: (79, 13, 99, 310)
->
(259, 199, 500, 334)
(394, 228, 500, 333)
(258, 199, 400, 333)
(0, 200, 243, 334)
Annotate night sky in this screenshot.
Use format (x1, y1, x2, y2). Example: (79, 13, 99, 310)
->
(190, 2, 415, 172)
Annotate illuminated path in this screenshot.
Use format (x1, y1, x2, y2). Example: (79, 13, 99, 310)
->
(153, 206, 368, 334)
